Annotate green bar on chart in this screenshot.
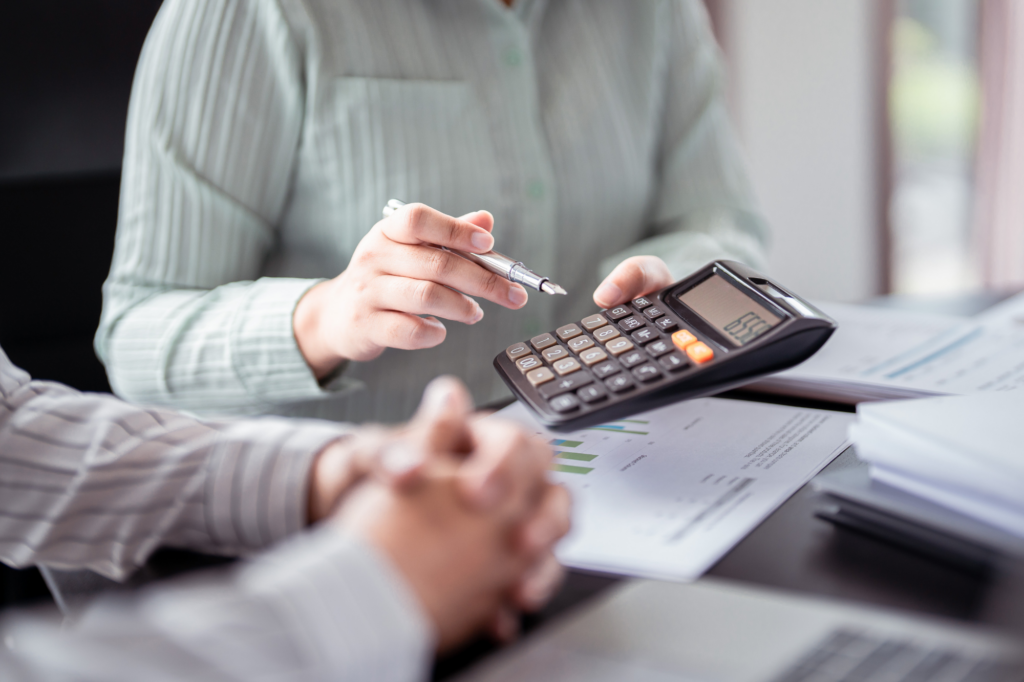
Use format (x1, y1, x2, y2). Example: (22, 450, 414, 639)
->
(556, 451, 597, 462)
(549, 439, 584, 448)
(587, 427, 649, 435)
(551, 463, 593, 475)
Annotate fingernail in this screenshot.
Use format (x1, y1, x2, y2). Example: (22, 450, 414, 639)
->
(508, 286, 528, 307)
(594, 281, 622, 305)
(470, 231, 493, 252)
(381, 444, 422, 476)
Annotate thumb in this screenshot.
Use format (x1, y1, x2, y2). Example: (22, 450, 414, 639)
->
(412, 375, 475, 456)
(593, 255, 672, 308)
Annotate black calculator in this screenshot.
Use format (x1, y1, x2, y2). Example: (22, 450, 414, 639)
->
(493, 260, 836, 431)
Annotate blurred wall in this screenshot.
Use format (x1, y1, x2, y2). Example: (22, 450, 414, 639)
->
(716, 0, 885, 302)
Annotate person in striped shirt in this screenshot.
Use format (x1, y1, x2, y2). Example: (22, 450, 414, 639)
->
(0, 344, 569, 680)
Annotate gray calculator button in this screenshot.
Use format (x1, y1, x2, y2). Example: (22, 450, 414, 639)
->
(645, 339, 672, 357)
(581, 314, 608, 331)
(577, 384, 608, 404)
(542, 345, 569, 363)
(591, 360, 621, 379)
(605, 374, 635, 393)
(642, 306, 665, 320)
(549, 393, 581, 413)
(655, 316, 678, 332)
(593, 325, 620, 344)
(515, 355, 543, 373)
(632, 364, 661, 382)
(605, 306, 632, 321)
(556, 323, 583, 341)
(631, 327, 657, 344)
(658, 352, 688, 372)
(618, 315, 644, 332)
(567, 335, 596, 354)
(531, 333, 557, 351)
(618, 350, 646, 369)
(632, 297, 653, 310)
(506, 342, 531, 361)
(539, 372, 594, 399)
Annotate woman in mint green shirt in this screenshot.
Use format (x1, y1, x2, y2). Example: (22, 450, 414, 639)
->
(97, 0, 768, 424)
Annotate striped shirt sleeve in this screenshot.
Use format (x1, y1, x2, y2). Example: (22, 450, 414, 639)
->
(0, 529, 433, 682)
(0, 344, 350, 581)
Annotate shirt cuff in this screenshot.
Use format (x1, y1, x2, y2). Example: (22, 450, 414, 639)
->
(229, 277, 363, 403)
(202, 417, 352, 551)
(240, 528, 434, 681)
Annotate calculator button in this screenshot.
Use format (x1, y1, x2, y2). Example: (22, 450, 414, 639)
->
(591, 360, 621, 379)
(516, 355, 543, 373)
(605, 305, 632, 321)
(567, 335, 595, 354)
(632, 364, 662, 382)
(671, 329, 699, 351)
(593, 325, 621, 344)
(642, 306, 665, 320)
(686, 342, 715, 364)
(644, 339, 673, 357)
(526, 367, 555, 386)
(618, 350, 646, 369)
(581, 314, 608, 331)
(604, 337, 635, 356)
(632, 297, 653, 310)
(630, 327, 657, 345)
(539, 372, 594, 399)
(556, 323, 583, 341)
(605, 374, 635, 393)
(552, 357, 582, 375)
(506, 342, 531, 361)
(658, 352, 689, 372)
(579, 348, 607, 366)
(531, 333, 556, 351)
(655, 317, 678, 332)
(618, 315, 644, 332)
(549, 393, 581, 413)
(542, 345, 569, 363)
(577, 384, 608, 404)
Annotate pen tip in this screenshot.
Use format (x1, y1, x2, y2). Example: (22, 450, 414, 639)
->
(542, 282, 567, 295)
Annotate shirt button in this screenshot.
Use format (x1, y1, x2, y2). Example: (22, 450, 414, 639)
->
(503, 46, 523, 67)
(527, 179, 545, 200)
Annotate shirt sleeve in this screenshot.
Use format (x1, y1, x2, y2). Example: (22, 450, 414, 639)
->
(0, 345, 350, 582)
(94, 0, 358, 414)
(601, 0, 770, 280)
(0, 529, 433, 682)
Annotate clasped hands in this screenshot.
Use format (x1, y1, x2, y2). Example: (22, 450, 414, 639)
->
(306, 377, 571, 651)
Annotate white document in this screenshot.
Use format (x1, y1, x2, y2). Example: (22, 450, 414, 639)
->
(497, 398, 854, 581)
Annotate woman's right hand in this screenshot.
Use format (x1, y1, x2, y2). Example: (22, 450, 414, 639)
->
(293, 203, 530, 379)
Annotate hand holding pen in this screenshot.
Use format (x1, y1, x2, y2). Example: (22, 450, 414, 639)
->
(292, 202, 559, 378)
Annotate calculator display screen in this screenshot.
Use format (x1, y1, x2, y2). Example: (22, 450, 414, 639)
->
(677, 275, 781, 346)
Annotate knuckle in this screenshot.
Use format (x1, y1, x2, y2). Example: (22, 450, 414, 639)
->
(411, 280, 440, 308)
(425, 249, 454, 278)
(404, 204, 429, 234)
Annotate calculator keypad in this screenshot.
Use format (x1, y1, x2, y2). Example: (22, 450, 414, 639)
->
(500, 294, 720, 419)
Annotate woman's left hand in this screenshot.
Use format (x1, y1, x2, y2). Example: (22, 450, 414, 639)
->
(592, 255, 673, 308)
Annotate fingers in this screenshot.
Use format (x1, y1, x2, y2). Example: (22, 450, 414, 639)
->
(517, 484, 572, 555)
(593, 255, 673, 308)
(382, 202, 495, 253)
(457, 420, 553, 515)
(367, 310, 447, 352)
(411, 376, 475, 456)
(373, 275, 483, 325)
(512, 552, 565, 612)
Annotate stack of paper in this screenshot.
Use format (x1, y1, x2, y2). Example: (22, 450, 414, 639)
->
(850, 394, 1024, 538)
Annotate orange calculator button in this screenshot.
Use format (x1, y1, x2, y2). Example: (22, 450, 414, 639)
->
(671, 329, 699, 351)
(686, 341, 714, 364)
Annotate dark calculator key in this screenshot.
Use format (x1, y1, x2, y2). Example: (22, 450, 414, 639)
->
(577, 384, 608, 404)
(632, 297, 653, 310)
(642, 306, 665, 320)
(631, 327, 657, 344)
(549, 393, 581, 413)
(591, 360, 621, 379)
(644, 339, 673, 357)
(618, 315, 644, 332)
(655, 316, 678, 332)
(605, 305, 632, 321)
(632, 363, 661, 382)
(618, 350, 647, 369)
(539, 372, 594, 399)
(605, 373, 635, 393)
(658, 352, 689, 372)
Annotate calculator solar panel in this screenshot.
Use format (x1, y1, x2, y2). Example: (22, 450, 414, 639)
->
(493, 261, 837, 431)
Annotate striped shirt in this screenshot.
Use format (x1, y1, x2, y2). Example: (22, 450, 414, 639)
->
(0, 344, 431, 680)
(97, 0, 768, 424)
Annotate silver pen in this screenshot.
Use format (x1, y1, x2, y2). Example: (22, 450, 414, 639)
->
(382, 199, 567, 295)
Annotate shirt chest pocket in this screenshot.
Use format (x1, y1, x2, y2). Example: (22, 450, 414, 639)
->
(318, 77, 503, 247)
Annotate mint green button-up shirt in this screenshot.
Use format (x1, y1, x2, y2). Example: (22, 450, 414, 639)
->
(97, 0, 768, 423)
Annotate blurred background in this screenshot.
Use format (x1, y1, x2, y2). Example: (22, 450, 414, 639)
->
(1, 0, 1020, 389)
